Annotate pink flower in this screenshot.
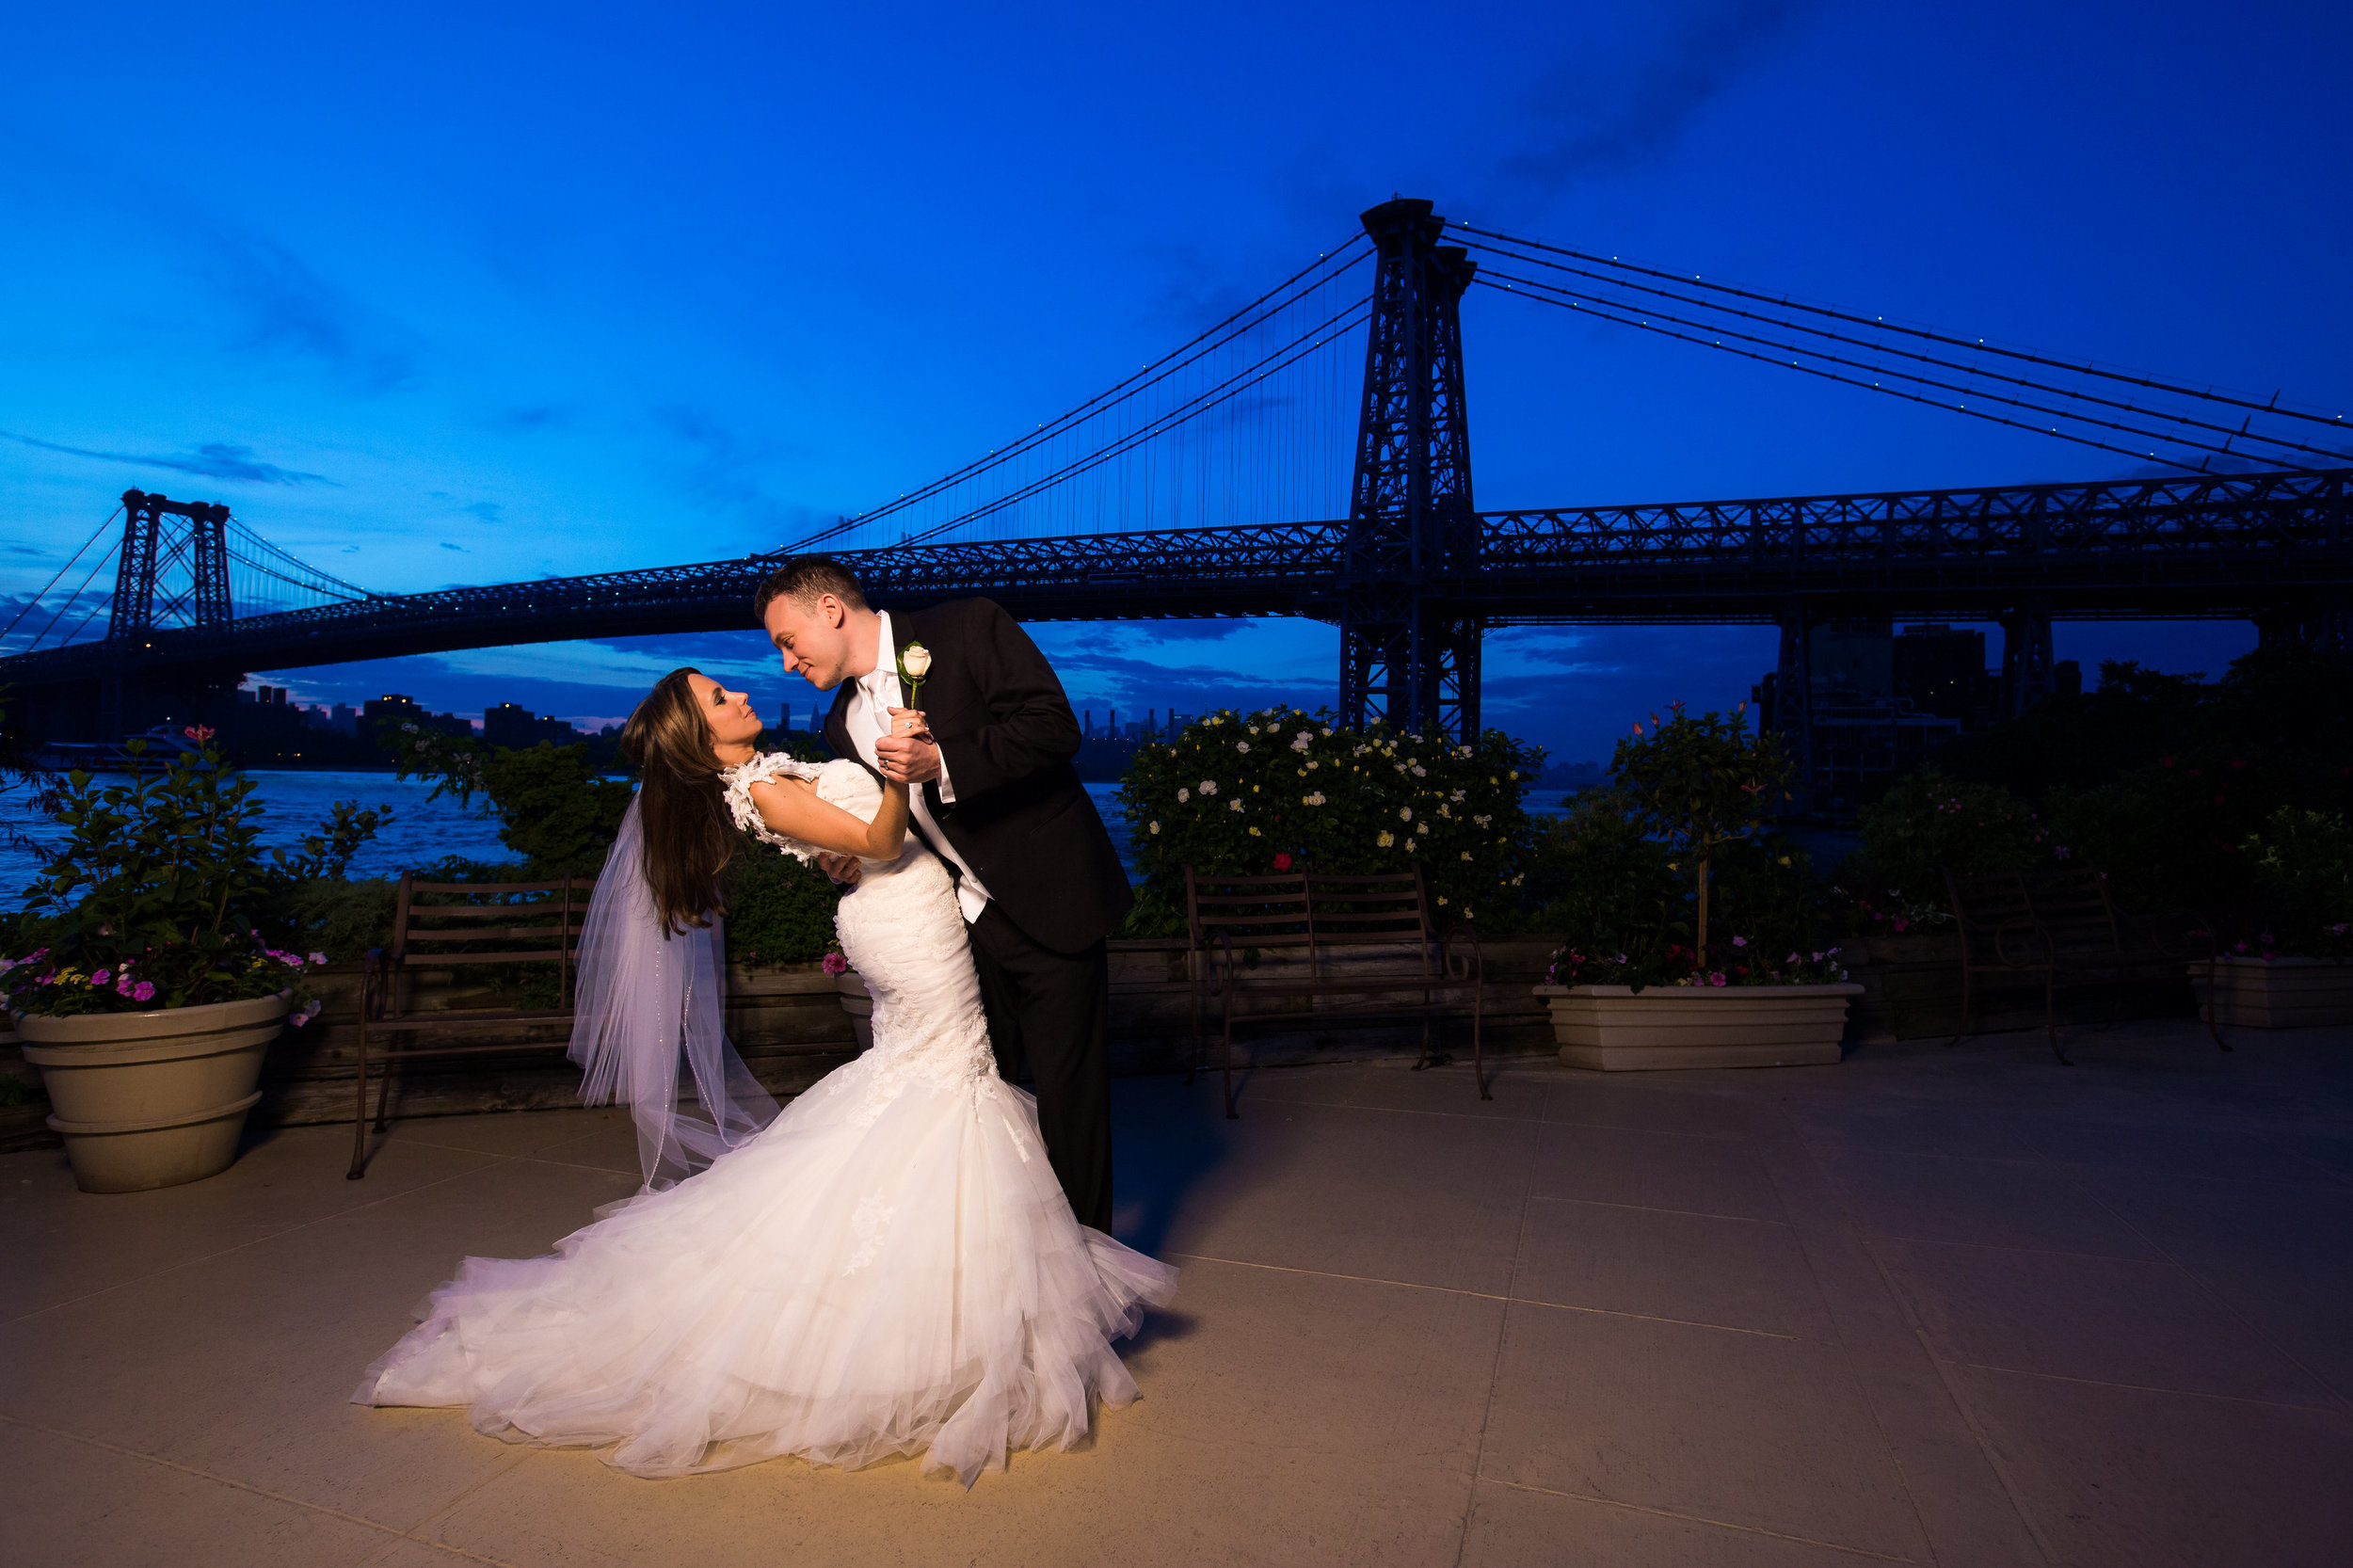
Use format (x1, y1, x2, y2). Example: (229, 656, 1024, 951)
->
(308, 952, 328, 966)
(821, 952, 849, 976)
(132, 982, 154, 1001)
(1731, 936, 1747, 948)
(90, 969, 111, 987)
(1709, 972, 1727, 987)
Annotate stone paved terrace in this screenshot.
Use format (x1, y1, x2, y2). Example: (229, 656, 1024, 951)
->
(6, 1020, 2349, 1567)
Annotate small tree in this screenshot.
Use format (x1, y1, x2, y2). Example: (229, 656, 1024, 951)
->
(1609, 703, 1790, 975)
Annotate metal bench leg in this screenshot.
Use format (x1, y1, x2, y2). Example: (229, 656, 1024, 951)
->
(373, 1053, 396, 1129)
(1473, 991, 1489, 1101)
(1185, 984, 1201, 1086)
(346, 1039, 370, 1180)
(1222, 1006, 1239, 1120)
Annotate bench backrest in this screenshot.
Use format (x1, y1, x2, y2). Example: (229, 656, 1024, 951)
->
(387, 872, 592, 1008)
(1183, 865, 1435, 980)
(1943, 866, 2122, 959)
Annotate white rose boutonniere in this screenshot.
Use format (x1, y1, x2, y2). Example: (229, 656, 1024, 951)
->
(896, 640, 933, 714)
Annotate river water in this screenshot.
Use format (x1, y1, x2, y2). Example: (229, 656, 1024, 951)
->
(2, 774, 1596, 910)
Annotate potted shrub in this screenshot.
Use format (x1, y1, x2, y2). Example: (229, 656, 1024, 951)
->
(1533, 705, 1860, 1070)
(2194, 808, 2353, 1028)
(3, 732, 343, 1192)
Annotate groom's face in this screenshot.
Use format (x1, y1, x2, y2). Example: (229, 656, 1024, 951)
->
(763, 592, 855, 691)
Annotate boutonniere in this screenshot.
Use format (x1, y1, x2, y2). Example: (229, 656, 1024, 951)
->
(896, 640, 933, 710)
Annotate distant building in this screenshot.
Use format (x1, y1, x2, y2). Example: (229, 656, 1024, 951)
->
(483, 702, 580, 748)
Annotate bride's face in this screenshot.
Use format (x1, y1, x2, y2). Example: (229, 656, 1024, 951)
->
(686, 672, 763, 748)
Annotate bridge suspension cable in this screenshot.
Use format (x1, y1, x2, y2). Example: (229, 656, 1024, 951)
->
(779, 233, 1374, 556)
(0, 506, 121, 656)
(1452, 222, 2353, 474)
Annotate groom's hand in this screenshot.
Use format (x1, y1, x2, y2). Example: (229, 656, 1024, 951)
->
(875, 709, 942, 785)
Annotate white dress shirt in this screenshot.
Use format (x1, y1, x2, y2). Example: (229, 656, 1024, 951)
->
(845, 611, 992, 923)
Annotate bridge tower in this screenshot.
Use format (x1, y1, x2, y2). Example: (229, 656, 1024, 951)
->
(1337, 199, 1481, 740)
(99, 488, 234, 737)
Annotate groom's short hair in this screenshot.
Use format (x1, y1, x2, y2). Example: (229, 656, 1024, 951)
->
(754, 556, 868, 618)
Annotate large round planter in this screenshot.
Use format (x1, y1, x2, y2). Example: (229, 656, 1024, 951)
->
(2192, 956, 2353, 1029)
(14, 993, 290, 1192)
(835, 970, 874, 1053)
(1534, 983, 1863, 1072)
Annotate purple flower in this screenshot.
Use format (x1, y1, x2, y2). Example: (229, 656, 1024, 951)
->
(132, 982, 154, 1002)
(821, 952, 849, 976)
(308, 952, 328, 966)
(1709, 971, 1727, 987)
(1731, 936, 1747, 948)
(90, 969, 111, 987)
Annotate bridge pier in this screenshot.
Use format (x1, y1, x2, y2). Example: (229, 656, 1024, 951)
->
(1772, 600, 1817, 799)
(2255, 596, 2353, 654)
(1997, 604, 2056, 718)
(1337, 198, 1481, 741)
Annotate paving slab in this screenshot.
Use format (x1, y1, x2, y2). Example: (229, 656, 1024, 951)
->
(8, 1023, 2351, 1567)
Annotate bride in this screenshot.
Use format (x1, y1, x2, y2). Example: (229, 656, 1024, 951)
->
(354, 668, 1177, 1484)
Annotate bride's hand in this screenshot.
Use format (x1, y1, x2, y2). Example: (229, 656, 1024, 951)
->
(877, 709, 941, 786)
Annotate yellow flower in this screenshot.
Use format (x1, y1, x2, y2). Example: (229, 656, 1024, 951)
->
(1248, 825, 1261, 836)
(1377, 830, 1395, 848)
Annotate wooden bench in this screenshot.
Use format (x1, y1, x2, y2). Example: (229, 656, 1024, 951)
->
(347, 872, 591, 1178)
(1183, 864, 1482, 1117)
(1942, 865, 2220, 1064)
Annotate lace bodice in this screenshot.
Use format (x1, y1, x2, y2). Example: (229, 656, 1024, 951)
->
(720, 754, 887, 864)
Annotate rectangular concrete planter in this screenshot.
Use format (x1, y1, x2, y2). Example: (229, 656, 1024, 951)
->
(2192, 956, 2353, 1028)
(1534, 983, 1863, 1071)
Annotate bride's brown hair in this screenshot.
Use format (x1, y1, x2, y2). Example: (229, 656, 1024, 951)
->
(619, 668, 736, 936)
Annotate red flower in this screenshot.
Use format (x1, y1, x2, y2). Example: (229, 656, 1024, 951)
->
(1272, 852, 1294, 872)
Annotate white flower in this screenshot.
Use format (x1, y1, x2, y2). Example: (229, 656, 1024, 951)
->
(1149, 822, 1161, 835)
(1399, 807, 1414, 822)
(900, 641, 933, 678)
(1291, 731, 1312, 752)
(1303, 792, 1327, 806)
(1228, 799, 1243, 812)
(1199, 779, 1218, 795)
(1237, 741, 1251, 753)
(1377, 830, 1395, 848)
(1176, 788, 1190, 803)
(1305, 759, 1319, 770)
(1247, 725, 1260, 734)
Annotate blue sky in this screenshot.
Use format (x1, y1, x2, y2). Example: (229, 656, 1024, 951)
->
(4, 0, 2347, 763)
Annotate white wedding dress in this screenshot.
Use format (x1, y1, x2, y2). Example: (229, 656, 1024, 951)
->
(355, 755, 1177, 1484)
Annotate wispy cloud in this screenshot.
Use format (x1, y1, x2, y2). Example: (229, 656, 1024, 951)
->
(1485, 0, 1814, 204)
(1, 430, 331, 486)
(440, 541, 469, 552)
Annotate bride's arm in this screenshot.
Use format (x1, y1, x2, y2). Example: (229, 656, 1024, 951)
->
(745, 776, 910, 861)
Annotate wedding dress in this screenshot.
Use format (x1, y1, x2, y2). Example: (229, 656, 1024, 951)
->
(354, 754, 1177, 1484)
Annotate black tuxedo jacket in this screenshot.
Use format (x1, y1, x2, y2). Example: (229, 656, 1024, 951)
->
(824, 598, 1132, 952)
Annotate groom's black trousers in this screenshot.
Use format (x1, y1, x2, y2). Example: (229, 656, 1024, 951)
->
(965, 902, 1113, 1234)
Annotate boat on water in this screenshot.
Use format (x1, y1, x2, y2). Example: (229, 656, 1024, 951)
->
(32, 727, 227, 776)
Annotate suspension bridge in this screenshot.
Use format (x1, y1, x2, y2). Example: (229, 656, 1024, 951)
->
(4, 198, 2350, 781)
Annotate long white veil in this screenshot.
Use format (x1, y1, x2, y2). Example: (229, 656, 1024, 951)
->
(568, 795, 778, 1191)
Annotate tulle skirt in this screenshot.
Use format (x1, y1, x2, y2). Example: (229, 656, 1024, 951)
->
(355, 1064, 1176, 1484)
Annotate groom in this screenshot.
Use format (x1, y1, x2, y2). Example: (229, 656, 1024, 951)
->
(754, 556, 1132, 1232)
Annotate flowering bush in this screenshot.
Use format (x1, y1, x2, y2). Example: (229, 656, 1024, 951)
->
(1545, 936, 1848, 992)
(1118, 708, 1543, 936)
(1843, 772, 2068, 923)
(1609, 702, 1792, 971)
(2231, 808, 2353, 958)
(2, 734, 357, 1020)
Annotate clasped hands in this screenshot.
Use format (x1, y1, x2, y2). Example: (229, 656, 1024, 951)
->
(818, 708, 936, 888)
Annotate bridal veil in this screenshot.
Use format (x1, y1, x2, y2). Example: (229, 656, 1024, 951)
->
(568, 795, 777, 1189)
